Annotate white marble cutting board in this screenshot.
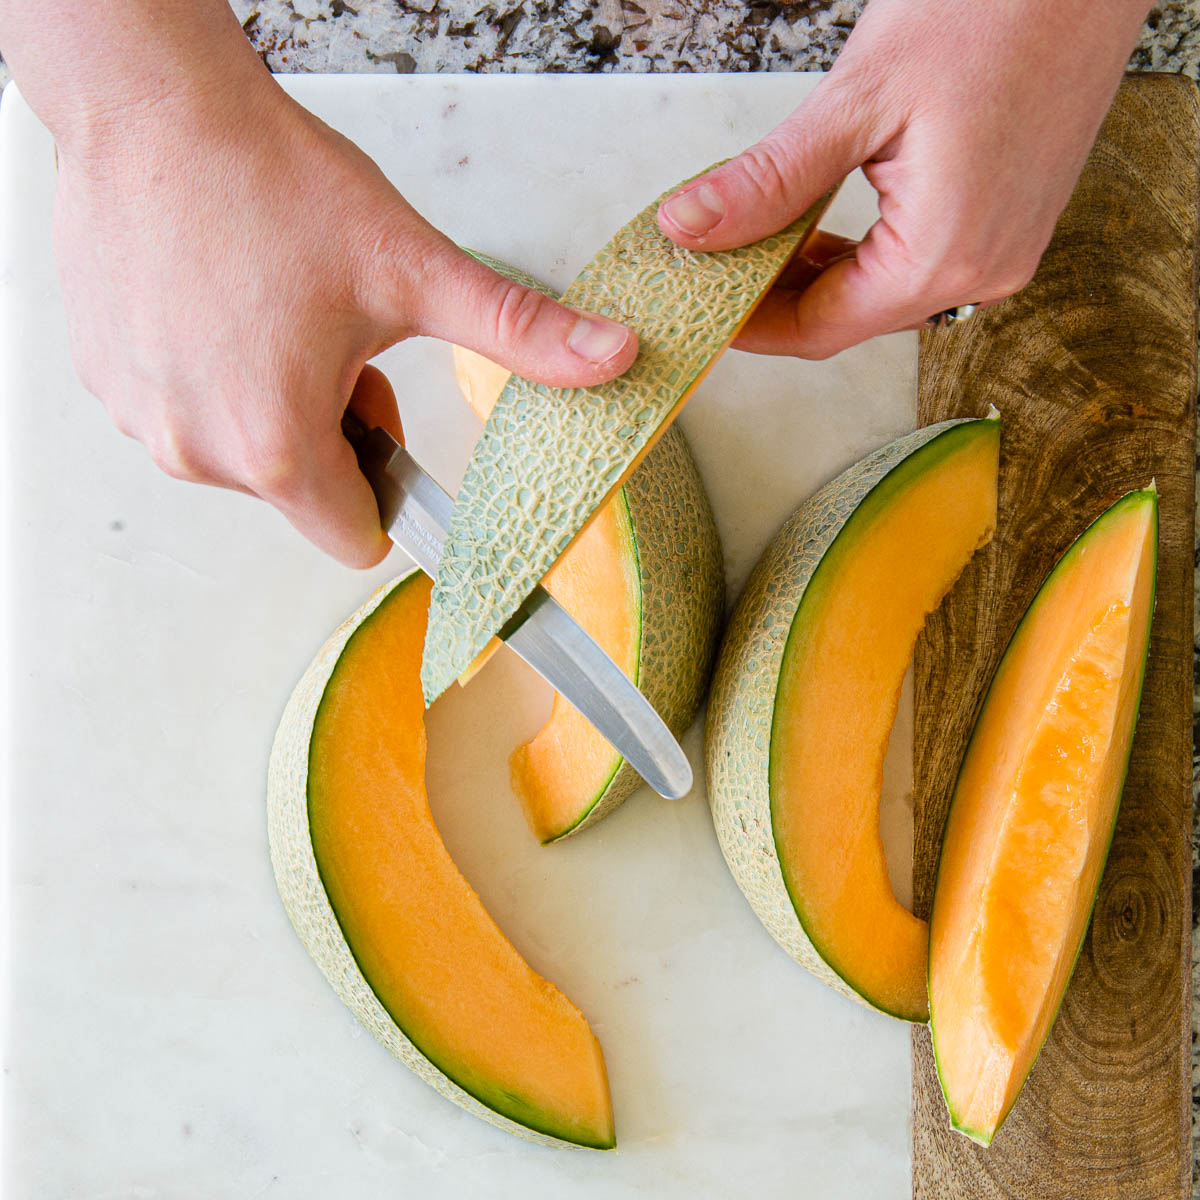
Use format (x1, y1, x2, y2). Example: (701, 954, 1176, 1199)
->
(0, 75, 917, 1198)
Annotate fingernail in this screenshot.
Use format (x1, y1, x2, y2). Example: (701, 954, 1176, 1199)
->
(567, 314, 630, 364)
(661, 183, 725, 237)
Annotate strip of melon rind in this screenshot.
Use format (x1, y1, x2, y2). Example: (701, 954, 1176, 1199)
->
(705, 414, 1000, 1021)
(421, 180, 835, 704)
(266, 569, 610, 1150)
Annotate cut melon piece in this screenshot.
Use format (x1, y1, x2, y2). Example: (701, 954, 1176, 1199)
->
(706, 416, 1001, 1021)
(929, 487, 1158, 1146)
(422, 180, 836, 703)
(267, 570, 614, 1148)
(451, 262, 724, 843)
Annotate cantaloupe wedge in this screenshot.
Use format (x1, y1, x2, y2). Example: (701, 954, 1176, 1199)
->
(706, 416, 1001, 1021)
(422, 180, 836, 702)
(267, 570, 614, 1148)
(450, 263, 723, 843)
(929, 487, 1158, 1145)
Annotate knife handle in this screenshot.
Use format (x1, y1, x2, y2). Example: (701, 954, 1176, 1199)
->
(341, 409, 369, 447)
(341, 410, 397, 534)
(336, 410, 693, 799)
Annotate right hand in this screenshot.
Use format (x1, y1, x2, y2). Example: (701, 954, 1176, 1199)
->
(51, 65, 637, 567)
(655, 0, 1150, 360)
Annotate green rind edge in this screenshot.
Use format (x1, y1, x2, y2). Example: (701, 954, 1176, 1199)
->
(928, 486, 1159, 1143)
(705, 415, 1000, 1022)
(422, 179, 833, 703)
(266, 569, 613, 1150)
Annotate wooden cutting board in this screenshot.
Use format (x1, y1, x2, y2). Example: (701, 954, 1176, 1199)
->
(911, 74, 1198, 1198)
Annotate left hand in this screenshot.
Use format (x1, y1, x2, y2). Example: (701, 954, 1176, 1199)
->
(655, 0, 1153, 359)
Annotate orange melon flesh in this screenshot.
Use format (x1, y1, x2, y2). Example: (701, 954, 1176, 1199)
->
(307, 571, 615, 1147)
(929, 489, 1157, 1145)
(771, 426, 1000, 1021)
(454, 346, 642, 843)
(512, 510, 641, 841)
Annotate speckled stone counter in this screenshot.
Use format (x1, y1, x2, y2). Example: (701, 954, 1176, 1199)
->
(2, 0, 1199, 1190)
(2, 1, 1198, 83)
(237, 1, 1200, 77)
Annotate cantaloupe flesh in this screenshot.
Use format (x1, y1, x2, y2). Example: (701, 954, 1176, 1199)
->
(307, 571, 615, 1147)
(929, 490, 1156, 1145)
(454, 346, 642, 843)
(770, 423, 1000, 1021)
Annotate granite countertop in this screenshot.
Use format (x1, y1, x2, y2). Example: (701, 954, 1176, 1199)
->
(1, 0, 1198, 83)
(215, 1, 1200, 77)
(2, 0, 1200, 1189)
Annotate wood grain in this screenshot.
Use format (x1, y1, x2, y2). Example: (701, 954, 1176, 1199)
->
(911, 74, 1198, 1199)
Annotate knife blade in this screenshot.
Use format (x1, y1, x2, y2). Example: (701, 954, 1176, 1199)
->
(342, 413, 693, 801)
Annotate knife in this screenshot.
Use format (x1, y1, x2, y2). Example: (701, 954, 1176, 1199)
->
(342, 412, 693, 801)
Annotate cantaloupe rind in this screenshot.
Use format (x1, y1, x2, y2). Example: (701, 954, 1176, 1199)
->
(422, 180, 834, 703)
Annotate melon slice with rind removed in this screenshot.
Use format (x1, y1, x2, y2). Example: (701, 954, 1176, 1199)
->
(422, 178, 835, 703)
(929, 486, 1158, 1146)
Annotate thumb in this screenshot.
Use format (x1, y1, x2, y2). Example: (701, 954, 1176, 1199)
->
(415, 242, 638, 389)
(657, 84, 880, 252)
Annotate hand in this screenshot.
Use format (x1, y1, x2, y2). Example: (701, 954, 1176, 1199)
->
(19, 5, 636, 568)
(656, 0, 1152, 359)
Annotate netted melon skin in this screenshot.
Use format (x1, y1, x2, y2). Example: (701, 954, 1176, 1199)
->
(705, 420, 984, 1018)
(266, 570, 598, 1149)
(555, 424, 724, 840)
(422, 182, 832, 702)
